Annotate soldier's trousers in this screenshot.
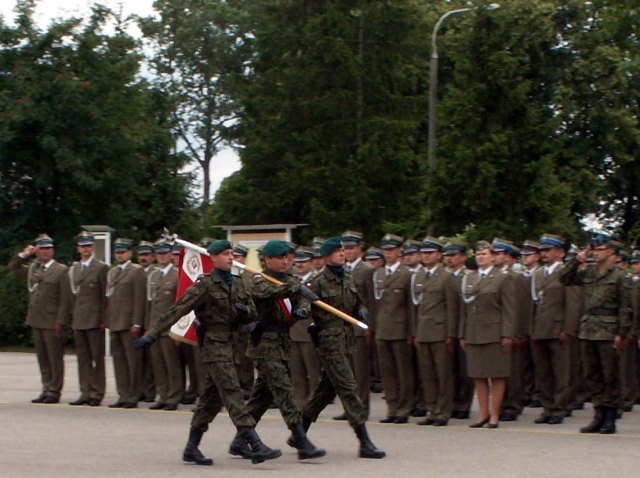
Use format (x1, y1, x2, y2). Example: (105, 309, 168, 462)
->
(32, 327, 64, 398)
(191, 359, 255, 433)
(110, 330, 141, 404)
(180, 344, 204, 400)
(531, 338, 571, 417)
(349, 335, 371, 415)
(376, 339, 415, 417)
(234, 329, 255, 395)
(416, 341, 454, 420)
(150, 335, 184, 405)
(580, 339, 622, 408)
(502, 342, 527, 414)
(304, 351, 368, 427)
(74, 328, 105, 401)
(453, 345, 474, 413)
(289, 341, 321, 408)
(247, 358, 302, 427)
(620, 340, 638, 408)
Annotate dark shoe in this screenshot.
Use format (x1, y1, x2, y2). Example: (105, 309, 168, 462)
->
(89, 399, 101, 407)
(452, 411, 470, 419)
(122, 402, 137, 409)
(109, 402, 125, 408)
(355, 425, 386, 459)
(333, 412, 348, 421)
(499, 412, 517, 421)
(417, 418, 435, 426)
(229, 433, 252, 459)
(433, 419, 448, 427)
(528, 399, 542, 408)
(149, 402, 166, 410)
(139, 396, 155, 403)
(615, 409, 623, 419)
(469, 417, 490, 428)
(547, 416, 563, 425)
(181, 397, 196, 405)
(573, 402, 585, 410)
(243, 429, 282, 464)
(393, 416, 408, 424)
(69, 398, 89, 406)
(31, 394, 46, 404)
(379, 416, 396, 424)
(534, 415, 549, 424)
(370, 383, 383, 394)
(580, 406, 604, 433)
(411, 408, 427, 417)
(164, 404, 178, 411)
(599, 407, 617, 434)
(42, 396, 59, 404)
(289, 423, 326, 460)
(487, 423, 499, 429)
(623, 405, 633, 412)
(183, 428, 214, 465)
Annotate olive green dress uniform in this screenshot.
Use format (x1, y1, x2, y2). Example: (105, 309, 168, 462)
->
(530, 262, 581, 419)
(69, 256, 109, 403)
(560, 258, 632, 409)
(372, 264, 416, 419)
(246, 270, 309, 426)
(620, 269, 639, 410)
(147, 263, 184, 407)
(139, 248, 157, 402)
(147, 269, 258, 433)
(412, 265, 458, 421)
(459, 267, 515, 378)
(10, 253, 71, 400)
(106, 260, 147, 405)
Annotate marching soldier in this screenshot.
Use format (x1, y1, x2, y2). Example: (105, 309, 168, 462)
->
(560, 235, 632, 434)
(68, 231, 109, 406)
(231, 244, 255, 398)
(9, 234, 71, 404)
(134, 240, 281, 466)
(296, 237, 385, 458)
(106, 238, 147, 408)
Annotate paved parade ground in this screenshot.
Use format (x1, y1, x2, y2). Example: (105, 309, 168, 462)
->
(1, 351, 639, 477)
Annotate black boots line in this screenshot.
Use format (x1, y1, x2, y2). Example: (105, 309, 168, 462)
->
(183, 428, 214, 465)
(187, 427, 281, 466)
(580, 406, 617, 434)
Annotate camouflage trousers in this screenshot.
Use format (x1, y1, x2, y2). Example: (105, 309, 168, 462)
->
(191, 359, 255, 433)
(580, 339, 622, 408)
(303, 351, 368, 427)
(247, 358, 302, 427)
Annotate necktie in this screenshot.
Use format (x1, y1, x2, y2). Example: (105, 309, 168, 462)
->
(386, 267, 392, 277)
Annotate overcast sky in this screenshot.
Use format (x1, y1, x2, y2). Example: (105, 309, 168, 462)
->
(1, 0, 241, 199)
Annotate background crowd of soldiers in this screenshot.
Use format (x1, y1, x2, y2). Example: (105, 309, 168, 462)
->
(7, 227, 639, 462)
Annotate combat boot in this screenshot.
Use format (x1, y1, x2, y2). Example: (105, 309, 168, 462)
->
(599, 407, 617, 434)
(243, 428, 282, 464)
(182, 428, 214, 465)
(580, 406, 604, 433)
(228, 432, 252, 459)
(287, 417, 311, 448)
(289, 423, 326, 459)
(354, 424, 386, 459)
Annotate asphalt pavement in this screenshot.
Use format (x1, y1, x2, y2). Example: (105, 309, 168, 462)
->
(1, 351, 639, 477)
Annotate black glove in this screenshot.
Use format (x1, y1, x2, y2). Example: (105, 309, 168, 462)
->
(293, 308, 309, 319)
(307, 323, 319, 348)
(357, 308, 369, 323)
(250, 322, 265, 347)
(245, 322, 257, 333)
(299, 285, 319, 302)
(133, 335, 155, 350)
(235, 302, 249, 313)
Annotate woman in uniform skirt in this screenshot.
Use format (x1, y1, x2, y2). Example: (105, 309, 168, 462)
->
(459, 241, 515, 428)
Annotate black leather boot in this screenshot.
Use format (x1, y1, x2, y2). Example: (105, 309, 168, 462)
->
(580, 406, 604, 433)
(228, 432, 252, 459)
(287, 417, 312, 448)
(599, 407, 617, 434)
(354, 424, 386, 459)
(289, 423, 326, 460)
(182, 428, 214, 465)
(243, 429, 282, 464)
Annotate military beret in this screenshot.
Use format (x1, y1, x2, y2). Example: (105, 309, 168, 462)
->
(521, 240, 540, 255)
(364, 247, 385, 261)
(114, 238, 133, 252)
(420, 236, 445, 253)
(491, 237, 516, 254)
(35, 233, 54, 248)
(262, 240, 293, 258)
(294, 246, 314, 262)
(76, 231, 94, 246)
(137, 241, 155, 255)
(207, 240, 232, 255)
(402, 239, 422, 255)
(341, 230, 364, 247)
(319, 236, 343, 257)
(443, 239, 468, 256)
(232, 244, 249, 257)
(380, 233, 404, 249)
(153, 240, 172, 254)
(539, 233, 566, 250)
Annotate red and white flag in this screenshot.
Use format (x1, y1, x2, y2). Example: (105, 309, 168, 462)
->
(169, 247, 214, 346)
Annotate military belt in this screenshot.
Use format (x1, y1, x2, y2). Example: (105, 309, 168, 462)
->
(586, 307, 618, 316)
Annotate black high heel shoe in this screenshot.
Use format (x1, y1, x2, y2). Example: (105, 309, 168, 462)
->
(487, 422, 499, 429)
(469, 417, 490, 428)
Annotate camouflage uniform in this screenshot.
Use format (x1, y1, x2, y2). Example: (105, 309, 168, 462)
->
(147, 270, 257, 433)
(560, 260, 632, 409)
(302, 267, 368, 427)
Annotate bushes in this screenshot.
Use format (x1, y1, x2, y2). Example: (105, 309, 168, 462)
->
(0, 266, 31, 348)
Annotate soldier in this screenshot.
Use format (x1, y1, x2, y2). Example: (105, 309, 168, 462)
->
(134, 240, 281, 466)
(443, 240, 475, 419)
(333, 231, 374, 421)
(289, 247, 321, 408)
(229, 240, 325, 460)
(137, 240, 157, 403)
(106, 238, 147, 408)
(68, 231, 109, 406)
(295, 237, 385, 458)
(560, 235, 632, 434)
(231, 244, 255, 399)
(9, 234, 71, 404)
(312, 237, 326, 274)
(372, 234, 415, 423)
(628, 252, 640, 410)
(402, 240, 423, 273)
(530, 234, 581, 424)
(412, 236, 457, 426)
(146, 240, 182, 410)
(363, 246, 385, 395)
(520, 240, 542, 408)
